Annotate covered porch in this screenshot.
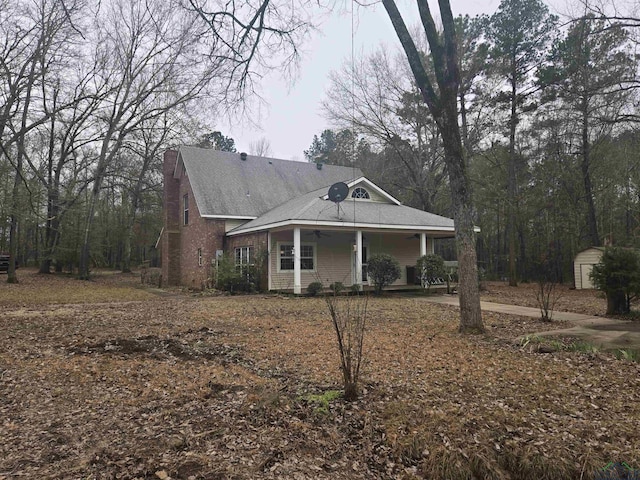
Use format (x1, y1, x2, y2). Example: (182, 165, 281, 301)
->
(266, 227, 450, 294)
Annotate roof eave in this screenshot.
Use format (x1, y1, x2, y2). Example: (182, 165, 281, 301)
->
(201, 214, 257, 220)
(227, 219, 458, 236)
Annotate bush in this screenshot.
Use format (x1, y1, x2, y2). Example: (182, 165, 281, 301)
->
(590, 247, 640, 314)
(329, 281, 344, 294)
(367, 254, 401, 295)
(307, 281, 324, 296)
(416, 254, 445, 290)
(215, 252, 266, 293)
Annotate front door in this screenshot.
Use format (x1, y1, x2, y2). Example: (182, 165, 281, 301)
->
(354, 245, 368, 284)
(361, 245, 368, 284)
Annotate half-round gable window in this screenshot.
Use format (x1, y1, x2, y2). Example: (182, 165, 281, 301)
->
(351, 187, 370, 199)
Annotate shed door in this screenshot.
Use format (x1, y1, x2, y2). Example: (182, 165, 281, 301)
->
(580, 264, 594, 289)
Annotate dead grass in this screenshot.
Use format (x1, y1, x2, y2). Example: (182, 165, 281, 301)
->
(0, 269, 155, 306)
(481, 280, 608, 316)
(1, 270, 639, 479)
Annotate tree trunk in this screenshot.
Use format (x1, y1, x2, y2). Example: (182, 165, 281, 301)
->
(459, 91, 471, 154)
(7, 207, 19, 284)
(606, 290, 627, 315)
(343, 381, 358, 402)
(581, 104, 600, 246)
(122, 230, 132, 273)
(39, 188, 60, 273)
(507, 76, 518, 286)
(6, 137, 23, 283)
(79, 185, 99, 279)
(79, 125, 120, 279)
(442, 114, 484, 333)
(518, 224, 527, 281)
(381, 0, 483, 333)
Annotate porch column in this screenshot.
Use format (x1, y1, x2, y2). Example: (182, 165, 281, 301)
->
(293, 227, 301, 294)
(355, 230, 363, 286)
(420, 233, 427, 257)
(267, 231, 272, 291)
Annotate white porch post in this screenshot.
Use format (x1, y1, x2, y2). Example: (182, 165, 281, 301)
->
(420, 233, 427, 257)
(293, 227, 301, 294)
(427, 236, 435, 254)
(267, 231, 272, 291)
(355, 230, 363, 286)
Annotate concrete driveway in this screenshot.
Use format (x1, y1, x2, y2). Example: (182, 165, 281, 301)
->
(423, 295, 640, 351)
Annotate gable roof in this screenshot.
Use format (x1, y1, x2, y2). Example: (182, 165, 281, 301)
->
(177, 146, 363, 218)
(322, 177, 402, 205)
(227, 183, 456, 236)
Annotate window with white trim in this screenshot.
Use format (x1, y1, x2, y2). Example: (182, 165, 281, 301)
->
(235, 246, 253, 272)
(278, 243, 315, 271)
(183, 194, 189, 225)
(351, 187, 370, 199)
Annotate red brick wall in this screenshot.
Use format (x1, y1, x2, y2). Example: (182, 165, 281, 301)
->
(162, 149, 227, 288)
(161, 150, 180, 285)
(225, 232, 269, 290)
(224, 232, 269, 254)
(178, 174, 226, 289)
(162, 149, 274, 289)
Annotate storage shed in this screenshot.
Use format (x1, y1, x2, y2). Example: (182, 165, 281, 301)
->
(573, 247, 604, 289)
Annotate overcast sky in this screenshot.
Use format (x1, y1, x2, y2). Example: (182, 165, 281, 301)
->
(224, 0, 564, 161)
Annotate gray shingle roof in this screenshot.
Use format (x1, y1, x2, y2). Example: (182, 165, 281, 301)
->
(178, 146, 363, 217)
(227, 186, 455, 235)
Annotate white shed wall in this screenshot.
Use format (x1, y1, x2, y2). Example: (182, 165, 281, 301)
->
(573, 248, 603, 289)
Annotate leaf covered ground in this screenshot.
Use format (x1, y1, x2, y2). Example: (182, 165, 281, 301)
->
(480, 281, 609, 317)
(1, 271, 639, 479)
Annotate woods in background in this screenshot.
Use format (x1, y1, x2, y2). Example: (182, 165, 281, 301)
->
(0, 0, 310, 280)
(1, 0, 639, 285)
(313, 0, 640, 285)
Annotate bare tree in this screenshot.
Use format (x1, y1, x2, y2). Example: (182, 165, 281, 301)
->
(0, 0, 80, 282)
(323, 48, 447, 212)
(32, 88, 100, 273)
(117, 112, 181, 273)
(183, 0, 314, 109)
(324, 292, 368, 401)
(77, 0, 222, 279)
(575, 0, 640, 31)
(381, 0, 484, 333)
(248, 137, 272, 157)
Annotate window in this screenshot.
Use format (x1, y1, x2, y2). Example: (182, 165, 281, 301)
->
(197, 248, 203, 266)
(235, 246, 253, 270)
(280, 245, 294, 270)
(278, 243, 315, 271)
(351, 187, 370, 199)
(183, 194, 189, 225)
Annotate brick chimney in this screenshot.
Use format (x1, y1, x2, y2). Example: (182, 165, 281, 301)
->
(161, 149, 181, 285)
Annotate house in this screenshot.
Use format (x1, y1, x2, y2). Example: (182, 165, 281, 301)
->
(573, 247, 604, 289)
(160, 147, 456, 292)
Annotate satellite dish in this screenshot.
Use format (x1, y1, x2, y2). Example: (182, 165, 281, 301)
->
(328, 182, 349, 203)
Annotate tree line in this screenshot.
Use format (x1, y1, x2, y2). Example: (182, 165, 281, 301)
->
(0, 0, 309, 282)
(307, 0, 640, 286)
(2, 0, 638, 296)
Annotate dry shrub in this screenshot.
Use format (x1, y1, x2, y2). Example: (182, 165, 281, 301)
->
(141, 267, 162, 287)
(324, 292, 368, 401)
